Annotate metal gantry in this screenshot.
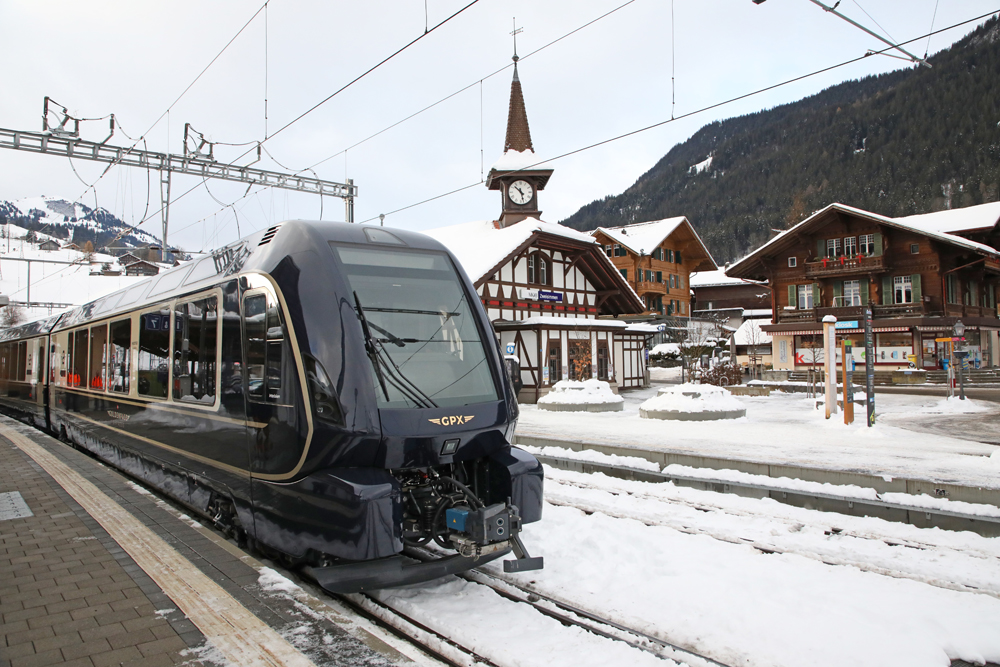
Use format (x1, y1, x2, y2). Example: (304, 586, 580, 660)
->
(0, 120, 358, 257)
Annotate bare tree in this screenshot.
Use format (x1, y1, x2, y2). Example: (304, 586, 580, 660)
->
(1, 304, 26, 328)
(742, 319, 767, 380)
(802, 332, 824, 398)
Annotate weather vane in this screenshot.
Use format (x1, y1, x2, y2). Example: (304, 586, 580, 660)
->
(511, 18, 522, 62)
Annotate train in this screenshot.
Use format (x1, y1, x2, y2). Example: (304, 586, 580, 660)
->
(0, 220, 543, 592)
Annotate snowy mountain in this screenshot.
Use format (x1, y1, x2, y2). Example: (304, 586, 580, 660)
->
(0, 196, 163, 251)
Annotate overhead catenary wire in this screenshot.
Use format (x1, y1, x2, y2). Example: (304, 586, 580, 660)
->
(305, 0, 641, 172)
(358, 9, 1000, 224)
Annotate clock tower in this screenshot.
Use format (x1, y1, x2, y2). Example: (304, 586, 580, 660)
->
(486, 57, 553, 228)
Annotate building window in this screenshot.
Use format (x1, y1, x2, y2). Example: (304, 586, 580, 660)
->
(527, 252, 550, 286)
(646, 269, 653, 282)
(677, 275, 683, 289)
(547, 342, 562, 385)
(667, 249, 674, 263)
(597, 343, 610, 380)
(946, 274, 959, 304)
(844, 237, 857, 257)
(798, 284, 814, 309)
(843, 280, 861, 306)
(788, 257, 797, 267)
(893, 276, 913, 304)
(826, 238, 842, 258)
(613, 244, 625, 257)
(910, 243, 919, 254)
(620, 268, 627, 280)
(637, 269, 643, 283)
(656, 271, 662, 283)
(859, 234, 875, 255)
(675, 251, 682, 264)
(604, 245, 612, 257)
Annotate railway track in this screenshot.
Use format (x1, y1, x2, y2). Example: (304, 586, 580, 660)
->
(534, 453, 1000, 537)
(544, 469, 1000, 599)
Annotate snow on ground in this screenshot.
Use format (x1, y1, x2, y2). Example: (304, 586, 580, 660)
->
(649, 366, 683, 382)
(537, 379, 623, 406)
(483, 475, 1000, 667)
(516, 386, 1000, 488)
(640, 383, 745, 414)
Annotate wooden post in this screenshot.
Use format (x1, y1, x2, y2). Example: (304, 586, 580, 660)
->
(842, 339, 854, 424)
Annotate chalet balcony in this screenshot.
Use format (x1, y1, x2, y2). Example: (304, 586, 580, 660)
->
(776, 302, 927, 324)
(803, 255, 885, 278)
(635, 282, 668, 295)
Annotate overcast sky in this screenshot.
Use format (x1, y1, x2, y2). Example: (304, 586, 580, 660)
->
(2, 0, 997, 254)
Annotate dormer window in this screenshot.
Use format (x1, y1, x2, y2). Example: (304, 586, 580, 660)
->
(527, 252, 550, 286)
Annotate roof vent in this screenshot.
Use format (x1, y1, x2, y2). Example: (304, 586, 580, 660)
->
(258, 225, 281, 246)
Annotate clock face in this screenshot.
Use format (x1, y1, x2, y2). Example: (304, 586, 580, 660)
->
(508, 180, 534, 205)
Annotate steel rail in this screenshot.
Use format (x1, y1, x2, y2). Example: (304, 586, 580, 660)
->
(536, 455, 1000, 537)
(337, 591, 502, 667)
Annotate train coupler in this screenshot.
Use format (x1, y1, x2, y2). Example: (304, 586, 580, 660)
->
(445, 501, 543, 572)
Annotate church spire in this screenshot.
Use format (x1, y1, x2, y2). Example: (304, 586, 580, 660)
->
(503, 20, 533, 154)
(503, 62, 533, 154)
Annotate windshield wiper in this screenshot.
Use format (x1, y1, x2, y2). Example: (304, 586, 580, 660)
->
(361, 307, 460, 319)
(354, 291, 390, 401)
(368, 322, 418, 347)
(372, 340, 439, 408)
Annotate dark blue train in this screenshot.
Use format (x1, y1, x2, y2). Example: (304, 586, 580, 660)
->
(0, 221, 543, 592)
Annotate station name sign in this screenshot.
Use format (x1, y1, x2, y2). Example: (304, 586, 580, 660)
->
(517, 288, 564, 303)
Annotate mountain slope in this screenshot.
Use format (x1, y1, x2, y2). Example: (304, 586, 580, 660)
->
(0, 196, 162, 250)
(561, 17, 1000, 263)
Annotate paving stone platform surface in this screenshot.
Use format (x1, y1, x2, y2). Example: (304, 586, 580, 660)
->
(0, 421, 407, 667)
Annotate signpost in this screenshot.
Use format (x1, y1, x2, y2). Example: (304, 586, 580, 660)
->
(842, 340, 854, 425)
(864, 306, 875, 427)
(822, 315, 837, 418)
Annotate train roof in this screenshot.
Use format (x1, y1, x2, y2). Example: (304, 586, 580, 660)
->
(1, 220, 453, 336)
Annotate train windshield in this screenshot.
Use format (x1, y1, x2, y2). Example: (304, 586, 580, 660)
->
(332, 244, 500, 409)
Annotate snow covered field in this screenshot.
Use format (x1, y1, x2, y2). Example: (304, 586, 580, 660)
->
(516, 385, 1000, 489)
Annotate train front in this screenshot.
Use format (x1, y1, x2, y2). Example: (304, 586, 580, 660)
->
(299, 224, 544, 593)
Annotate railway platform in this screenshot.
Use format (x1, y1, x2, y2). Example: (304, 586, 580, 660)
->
(0, 417, 413, 667)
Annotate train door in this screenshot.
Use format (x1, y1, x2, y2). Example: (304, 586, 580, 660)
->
(241, 283, 303, 478)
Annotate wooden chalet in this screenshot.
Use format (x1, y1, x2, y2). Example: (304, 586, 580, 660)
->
(425, 59, 652, 402)
(124, 260, 160, 277)
(38, 239, 60, 251)
(590, 217, 716, 317)
(726, 202, 1000, 370)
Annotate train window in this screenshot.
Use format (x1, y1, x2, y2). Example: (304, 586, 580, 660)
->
(183, 257, 218, 285)
(244, 292, 288, 403)
(109, 320, 131, 394)
(172, 296, 219, 404)
(0, 343, 9, 380)
(138, 307, 171, 398)
(17, 341, 27, 382)
(147, 266, 193, 298)
(118, 281, 151, 308)
(89, 325, 108, 390)
(332, 244, 500, 408)
(71, 329, 88, 388)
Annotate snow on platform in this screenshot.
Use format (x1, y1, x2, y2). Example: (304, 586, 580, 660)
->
(516, 386, 1000, 489)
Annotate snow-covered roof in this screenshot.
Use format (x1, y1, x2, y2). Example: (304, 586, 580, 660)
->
(490, 149, 543, 173)
(423, 217, 597, 282)
(733, 318, 773, 346)
(493, 315, 657, 334)
(595, 217, 686, 256)
(728, 202, 1000, 278)
(690, 269, 764, 288)
(895, 201, 1000, 235)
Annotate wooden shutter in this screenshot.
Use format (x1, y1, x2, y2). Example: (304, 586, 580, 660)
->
(788, 285, 796, 308)
(873, 232, 883, 256)
(911, 274, 922, 303)
(817, 239, 826, 259)
(882, 276, 892, 305)
(812, 283, 820, 307)
(860, 277, 869, 305)
(832, 281, 842, 305)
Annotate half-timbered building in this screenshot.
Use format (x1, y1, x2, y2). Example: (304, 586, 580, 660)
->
(726, 202, 1000, 370)
(425, 59, 652, 402)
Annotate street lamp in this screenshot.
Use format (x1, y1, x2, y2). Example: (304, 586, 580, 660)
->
(953, 320, 966, 400)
